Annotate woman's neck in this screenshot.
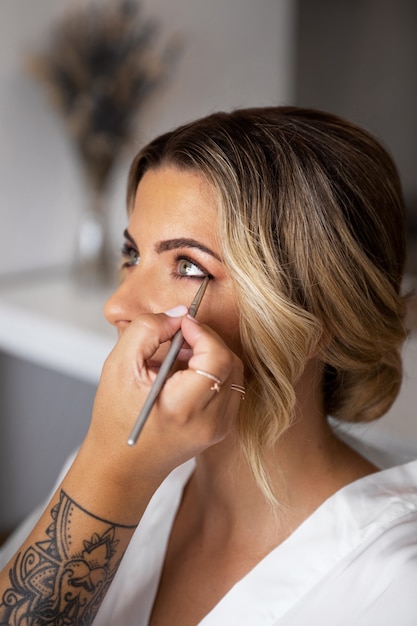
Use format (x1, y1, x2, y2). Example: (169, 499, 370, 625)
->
(187, 357, 378, 540)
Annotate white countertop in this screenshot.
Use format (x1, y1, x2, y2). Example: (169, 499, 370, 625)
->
(0, 271, 117, 384)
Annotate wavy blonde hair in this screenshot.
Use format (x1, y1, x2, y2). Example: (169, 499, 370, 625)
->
(126, 107, 408, 496)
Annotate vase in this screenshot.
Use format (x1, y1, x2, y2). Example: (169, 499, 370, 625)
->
(73, 184, 116, 288)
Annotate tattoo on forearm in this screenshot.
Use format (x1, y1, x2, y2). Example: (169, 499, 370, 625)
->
(0, 490, 136, 625)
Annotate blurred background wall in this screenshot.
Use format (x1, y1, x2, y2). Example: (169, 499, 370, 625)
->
(295, 0, 417, 272)
(0, 0, 416, 537)
(0, 0, 295, 278)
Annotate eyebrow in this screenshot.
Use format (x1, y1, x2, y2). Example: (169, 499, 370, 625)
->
(155, 238, 222, 261)
(124, 229, 221, 262)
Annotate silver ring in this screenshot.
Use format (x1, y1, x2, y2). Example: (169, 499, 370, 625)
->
(194, 369, 222, 392)
(230, 384, 246, 400)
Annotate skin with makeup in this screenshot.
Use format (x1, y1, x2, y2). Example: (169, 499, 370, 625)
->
(0, 107, 416, 626)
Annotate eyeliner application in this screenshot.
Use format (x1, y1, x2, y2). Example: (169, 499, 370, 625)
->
(127, 276, 211, 445)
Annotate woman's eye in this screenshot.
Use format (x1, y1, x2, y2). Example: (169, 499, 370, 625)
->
(176, 257, 207, 278)
(121, 243, 139, 268)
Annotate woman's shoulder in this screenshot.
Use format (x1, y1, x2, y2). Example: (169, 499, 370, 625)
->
(275, 461, 417, 624)
(333, 458, 417, 533)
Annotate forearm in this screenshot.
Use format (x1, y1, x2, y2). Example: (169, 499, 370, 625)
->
(0, 446, 157, 626)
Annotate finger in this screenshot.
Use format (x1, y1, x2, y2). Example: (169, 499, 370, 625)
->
(122, 307, 188, 363)
(181, 315, 244, 386)
(158, 316, 244, 417)
(155, 359, 243, 450)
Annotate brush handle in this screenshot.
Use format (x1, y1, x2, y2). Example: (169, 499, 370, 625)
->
(127, 329, 184, 445)
(127, 276, 210, 446)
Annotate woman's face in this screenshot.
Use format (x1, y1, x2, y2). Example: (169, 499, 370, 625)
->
(104, 166, 242, 364)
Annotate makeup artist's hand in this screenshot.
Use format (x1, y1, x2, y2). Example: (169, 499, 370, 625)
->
(83, 307, 244, 500)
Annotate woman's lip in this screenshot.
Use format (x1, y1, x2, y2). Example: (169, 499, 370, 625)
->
(176, 346, 193, 362)
(146, 346, 192, 371)
(146, 360, 161, 371)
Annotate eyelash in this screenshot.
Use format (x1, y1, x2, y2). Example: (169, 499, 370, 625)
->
(120, 244, 212, 280)
(121, 242, 139, 269)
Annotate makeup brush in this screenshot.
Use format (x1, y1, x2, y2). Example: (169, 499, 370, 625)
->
(127, 276, 210, 445)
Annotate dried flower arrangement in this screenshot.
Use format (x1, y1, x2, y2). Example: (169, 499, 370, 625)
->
(27, 0, 181, 193)
(26, 0, 181, 284)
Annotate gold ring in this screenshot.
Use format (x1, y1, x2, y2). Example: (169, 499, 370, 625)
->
(194, 369, 222, 392)
(230, 384, 246, 400)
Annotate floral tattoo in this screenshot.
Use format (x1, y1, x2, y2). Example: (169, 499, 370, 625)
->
(0, 490, 135, 625)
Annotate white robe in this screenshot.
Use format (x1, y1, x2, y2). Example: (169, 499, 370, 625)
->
(1, 455, 417, 625)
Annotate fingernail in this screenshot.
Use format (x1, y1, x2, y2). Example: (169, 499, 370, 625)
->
(164, 304, 188, 317)
(186, 314, 200, 324)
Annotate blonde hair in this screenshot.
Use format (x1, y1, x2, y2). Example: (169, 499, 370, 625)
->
(127, 106, 408, 495)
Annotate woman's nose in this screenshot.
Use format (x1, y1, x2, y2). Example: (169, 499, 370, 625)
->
(104, 274, 142, 330)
